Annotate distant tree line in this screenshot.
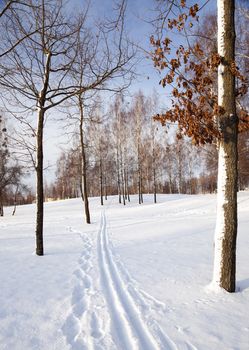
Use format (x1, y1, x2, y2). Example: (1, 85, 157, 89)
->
(44, 91, 249, 204)
(0, 0, 248, 285)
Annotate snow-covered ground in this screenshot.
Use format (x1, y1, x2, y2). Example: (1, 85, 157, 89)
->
(0, 192, 249, 350)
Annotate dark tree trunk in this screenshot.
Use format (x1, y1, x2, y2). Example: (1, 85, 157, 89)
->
(35, 108, 44, 256)
(100, 158, 104, 206)
(79, 96, 90, 224)
(79, 180, 84, 202)
(104, 175, 108, 200)
(0, 196, 3, 216)
(153, 168, 157, 204)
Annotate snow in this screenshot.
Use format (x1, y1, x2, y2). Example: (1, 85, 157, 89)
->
(212, 145, 228, 288)
(0, 192, 249, 349)
(217, 0, 226, 111)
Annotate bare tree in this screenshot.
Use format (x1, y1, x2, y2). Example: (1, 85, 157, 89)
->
(0, 1, 42, 58)
(64, 0, 135, 220)
(0, 0, 90, 254)
(0, 0, 135, 255)
(131, 92, 148, 204)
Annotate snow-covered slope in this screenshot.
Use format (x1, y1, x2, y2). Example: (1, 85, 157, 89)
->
(0, 193, 248, 349)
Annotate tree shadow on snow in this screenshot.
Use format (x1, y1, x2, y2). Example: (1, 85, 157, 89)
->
(237, 278, 249, 292)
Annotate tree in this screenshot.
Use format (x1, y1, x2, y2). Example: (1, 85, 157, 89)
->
(0, 115, 22, 215)
(110, 94, 130, 205)
(66, 0, 135, 221)
(238, 131, 249, 189)
(0, 0, 134, 255)
(0, 0, 87, 255)
(0, 1, 41, 58)
(151, 0, 247, 291)
(131, 92, 148, 204)
(212, 0, 237, 292)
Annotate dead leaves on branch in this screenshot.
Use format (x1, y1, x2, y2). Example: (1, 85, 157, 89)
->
(239, 109, 249, 133)
(166, 4, 199, 31)
(151, 2, 249, 145)
(154, 103, 219, 146)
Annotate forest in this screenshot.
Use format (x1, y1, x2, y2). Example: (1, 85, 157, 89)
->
(0, 1, 248, 208)
(1, 1, 249, 349)
(0, 0, 248, 290)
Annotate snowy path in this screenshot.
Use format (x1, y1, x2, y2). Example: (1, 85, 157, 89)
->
(62, 212, 181, 350)
(2, 193, 249, 350)
(62, 210, 197, 350)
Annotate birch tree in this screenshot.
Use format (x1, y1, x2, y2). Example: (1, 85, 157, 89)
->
(132, 92, 147, 204)
(67, 0, 135, 222)
(151, 0, 246, 291)
(212, 0, 237, 292)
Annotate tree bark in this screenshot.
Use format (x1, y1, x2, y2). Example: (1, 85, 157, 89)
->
(116, 149, 122, 204)
(153, 168, 157, 204)
(120, 151, 126, 205)
(100, 157, 104, 206)
(0, 194, 3, 216)
(35, 49, 51, 256)
(104, 175, 108, 200)
(79, 96, 91, 224)
(212, 0, 238, 292)
(35, 107, 44, 256)
(12, 185, 19, 216)
(138, 168, 143, 204)
(125, 168, 130, 202)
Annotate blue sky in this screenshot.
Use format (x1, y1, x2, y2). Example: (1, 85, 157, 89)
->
(57, 0, 215, 117)
(43, 0, 217, 182)
(5, 0, 215, 185)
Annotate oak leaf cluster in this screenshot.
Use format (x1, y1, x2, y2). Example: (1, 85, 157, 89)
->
(151, 2, 248, 145)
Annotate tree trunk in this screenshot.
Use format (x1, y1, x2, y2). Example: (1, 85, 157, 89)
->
(104, 175, 108, 200)
(138, 168, 143, 204)
(120, 152, 126, 205)
(79, 96, 91, 224)
(117, 149, 122, 204)
(12, 203, 17, 216)
(12, 185, 19, 216)
(125, 169, 130, 202)
(79, 179, 84, 202)
(212, 0, 237, 292)
(138, 167, 142, 204)
(153, 168, 157, 204)
(100, 157, 104, 206)
(35, 107, 44, 256)
(35, 50, 51, 256)
(0, 194, 3, 216)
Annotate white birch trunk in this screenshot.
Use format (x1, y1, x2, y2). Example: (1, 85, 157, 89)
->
(212, 0, 237, 292)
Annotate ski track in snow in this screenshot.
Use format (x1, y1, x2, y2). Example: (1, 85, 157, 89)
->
(62, 232, 108, 350)
(62, 210, 197, 350)
(98, 210, 183, 350)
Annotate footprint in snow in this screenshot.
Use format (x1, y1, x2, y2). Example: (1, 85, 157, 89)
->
(90, 311, 104, 339)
